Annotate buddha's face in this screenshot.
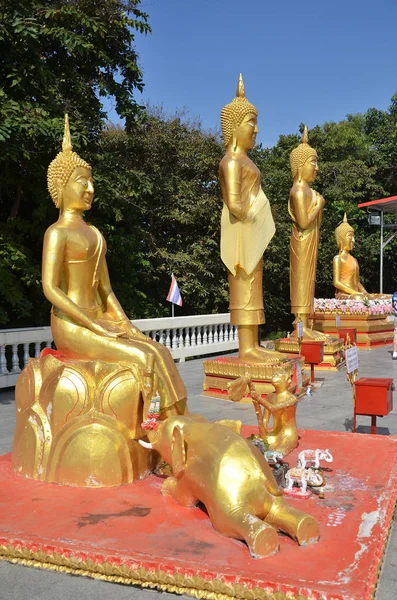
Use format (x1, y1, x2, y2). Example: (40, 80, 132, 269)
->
(342, 231, 355, 252)
(234, 112, 258, 151)
(300, 155, 318, 182)
(61, 166, 94, 212)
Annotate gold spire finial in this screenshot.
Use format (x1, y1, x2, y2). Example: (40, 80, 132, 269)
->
(302, 125, 309, 144)
(62, 114, 72, 153)
(343, 212, 348, 223)
(236, 73, 245, 98)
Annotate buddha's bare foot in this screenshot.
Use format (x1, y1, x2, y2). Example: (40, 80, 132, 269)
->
(240, 347, 287, 364)
(291, 328, 328, 342)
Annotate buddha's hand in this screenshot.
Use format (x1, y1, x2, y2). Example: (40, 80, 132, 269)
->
(118, 322, 147, 340)
(89, 320, 122, 338)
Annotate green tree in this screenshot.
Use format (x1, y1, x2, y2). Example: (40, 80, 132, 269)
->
(92, 110, 226, 319)
(0, 0, 150, 326)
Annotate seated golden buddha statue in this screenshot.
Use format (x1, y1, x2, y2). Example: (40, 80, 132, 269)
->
(12, 115, 187, 487)
(219, 74, 285, 363)
(288, 126, 327, 340)
(333, 213, 379, 300)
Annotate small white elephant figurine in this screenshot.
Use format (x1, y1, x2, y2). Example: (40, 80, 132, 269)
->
(264, 450, 283, 464)
(286, 467, 323, 494)
(298, 448, 333, 469)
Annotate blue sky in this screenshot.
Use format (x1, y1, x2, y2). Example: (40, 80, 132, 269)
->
(107, 0, 397, 147)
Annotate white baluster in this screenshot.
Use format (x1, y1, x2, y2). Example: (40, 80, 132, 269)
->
(220, 324, 225, 342)
(0, 345, 7, 375)
(191, 327, 197, 347)
(203, 326, 209, 345)
(34, 342, 41, 358)
(23, 343, 29, 369)
(45, 341, 52, 349)
(185, 327, 191, 348)
(214, 325, 219, 344)
(178, 329, 183, 349)
(233, 325, 238, 341)
(11, 344, 20, 373)
(208, 325, 214, 345)
(158, 329, 165, 345)
(165, 329, 171, 348)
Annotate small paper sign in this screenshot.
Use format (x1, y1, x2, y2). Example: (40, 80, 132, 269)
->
(297, 321, 304, 339)
(346, 346, 359, 374)
(296, 362, 302, 389)
(335, 314, 341, 328)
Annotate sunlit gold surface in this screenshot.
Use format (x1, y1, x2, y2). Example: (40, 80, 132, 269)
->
(11, 115, 187, 486)
(146, 414, 319, 557)
(333, 213, 383, 300)
(288, 126, 327, 340)
(220, 75, 284, 363)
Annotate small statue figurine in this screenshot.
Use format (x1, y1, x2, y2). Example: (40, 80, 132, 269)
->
(12, 115, 187, 487)
(288, 126, 327, 340)
(228, 369, 300, 457)
(285, 467, 324, 498)
(140, 414, 320, 558)
(333, 213, 377, 299)
(219, 74, 285, 363)
(298, 448, 333, 469)
(251, 369, 300, 456)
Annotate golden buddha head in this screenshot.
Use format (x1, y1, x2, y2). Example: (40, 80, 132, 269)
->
(220, 74, 258, 150)
(47, 114, 93, 209)
(290, 126, 318, 181)
(335, 213, 355, 251)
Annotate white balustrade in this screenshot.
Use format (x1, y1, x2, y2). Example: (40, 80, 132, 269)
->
(0, 313, 238, 388)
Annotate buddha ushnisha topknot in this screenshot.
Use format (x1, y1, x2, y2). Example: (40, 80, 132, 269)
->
(220, 73, 258, 147)
(47, 114, 91, 208)
(335, 213, 354, 249)
(289, 125, 318, 177)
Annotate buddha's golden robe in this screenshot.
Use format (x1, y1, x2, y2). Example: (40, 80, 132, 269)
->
(49, 224, 186, 411)
(220, 155, 275, 325)
(334, 253, 360, 296)
(289, 188, 322, 315)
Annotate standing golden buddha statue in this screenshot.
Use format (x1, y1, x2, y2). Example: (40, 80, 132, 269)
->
(333, 213, 376, 299)
(12, 115, 187, 487)
(219, 74, 283, 362)
(288, 126, 326, 340)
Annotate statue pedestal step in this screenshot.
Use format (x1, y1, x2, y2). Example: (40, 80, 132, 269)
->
(274, 337, 345, 370)
(312, 312, 394, 349)
(202, 355, 307, 402)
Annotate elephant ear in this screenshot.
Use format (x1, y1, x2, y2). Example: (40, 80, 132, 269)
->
(171, 425, 187, 478)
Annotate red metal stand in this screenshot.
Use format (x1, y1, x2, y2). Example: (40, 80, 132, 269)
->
(301, 341, 325, 383)
(354, 378, 394, 434)
(338, 327, 357, 345)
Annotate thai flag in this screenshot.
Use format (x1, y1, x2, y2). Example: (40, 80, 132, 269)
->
(166, 273, 182, 306)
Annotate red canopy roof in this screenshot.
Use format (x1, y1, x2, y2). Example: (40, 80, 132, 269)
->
(358, 196, 397, 213)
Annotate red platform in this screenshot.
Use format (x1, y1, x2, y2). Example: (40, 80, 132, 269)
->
(1, 428, 397, 600)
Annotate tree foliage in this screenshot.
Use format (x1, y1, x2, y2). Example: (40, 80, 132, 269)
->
(0, 0, 150, 325)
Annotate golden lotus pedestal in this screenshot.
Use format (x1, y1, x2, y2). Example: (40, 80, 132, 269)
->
(202, 355, 307, 403)
(312, 312, 394, 349)
(274, 336, 345, 370)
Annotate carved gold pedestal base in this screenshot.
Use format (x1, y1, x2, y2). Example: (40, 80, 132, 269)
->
(202, 356, 306, 403)
(274, 337, 345, 370)
(12, 349, 157, 487)
(312, 312, 394, 349)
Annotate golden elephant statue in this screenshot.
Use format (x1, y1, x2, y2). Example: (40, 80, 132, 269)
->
(140, 414, 320, 558)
